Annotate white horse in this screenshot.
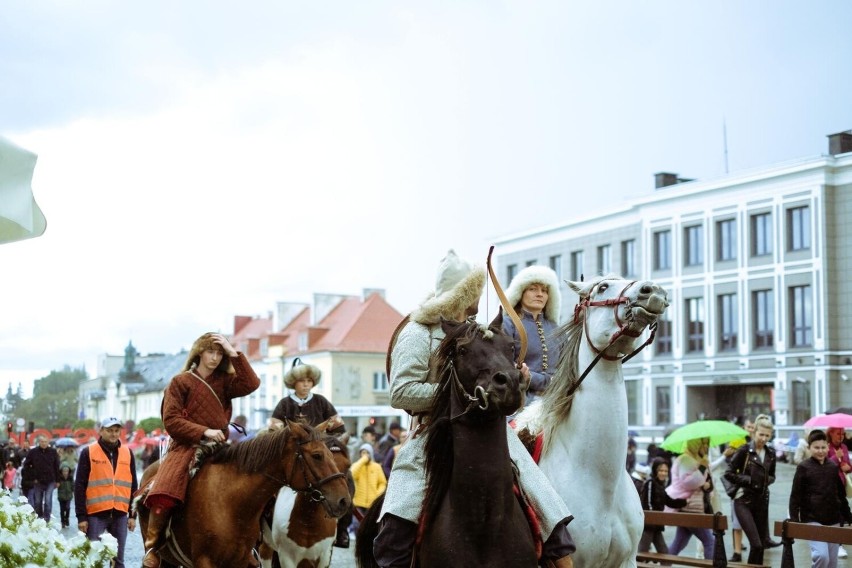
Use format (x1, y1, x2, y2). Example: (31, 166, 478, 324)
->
(515, 275, 669, 568)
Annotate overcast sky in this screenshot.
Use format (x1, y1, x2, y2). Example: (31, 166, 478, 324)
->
(2, 1, 851, 398)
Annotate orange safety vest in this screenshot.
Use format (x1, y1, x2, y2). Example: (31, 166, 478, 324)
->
(85, 442, 132, 514)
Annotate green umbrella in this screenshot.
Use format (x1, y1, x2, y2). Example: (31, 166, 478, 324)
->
(660, 420, 749, 453)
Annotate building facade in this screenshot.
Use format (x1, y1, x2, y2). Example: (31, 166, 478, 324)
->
(79, 290, 407, 436)
(495, 131, 852, 429)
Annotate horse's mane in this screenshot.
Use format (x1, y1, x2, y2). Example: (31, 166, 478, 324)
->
(534, 275, 606, 455)
(193, 424, 321, 475)
(422, 319, 493, 524)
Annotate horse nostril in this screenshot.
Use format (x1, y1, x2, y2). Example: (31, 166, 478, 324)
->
(640, 284, 653, 295)
(493, 372, 509, 386)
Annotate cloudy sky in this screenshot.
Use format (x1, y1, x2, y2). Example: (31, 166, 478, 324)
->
(2, 1, 851, 397)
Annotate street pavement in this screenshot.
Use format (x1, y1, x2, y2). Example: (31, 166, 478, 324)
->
(47, 460, 840, 567)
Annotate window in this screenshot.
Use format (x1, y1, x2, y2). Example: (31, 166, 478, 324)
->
(718, 293, 737, 351)
(751, 212, 772, 256)
(597, 244, 611, 275)
(373, 371, 389, 392)
(621, 239, 636, 277)
(654, 230, 671, 270)
(570, 251, 584, 281)
(549, 255, 562, 279)
(791, 380, 811, 425)
(685, 225, 704, 266)
(298, 333, 308, 351)
(525, 259, 537, 267)
(717, 219, 737, 261)
(506, 264, 517, 283)
(260, 338, 269, 357)
(686, 297, 705, 353)
(752, 289, 774, 348)
(790, 285, 813, 347)
(655, 310, 672, 355)
(626, 380, 639, 425)
(655, 386, 671, 424)
(787, 206, 811, 251)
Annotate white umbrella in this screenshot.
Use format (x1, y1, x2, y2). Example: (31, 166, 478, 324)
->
(0, 136, 47, 244)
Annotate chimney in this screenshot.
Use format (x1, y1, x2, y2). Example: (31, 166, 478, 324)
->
(828, 130, 852, 155)
(362, 288, 386, 300)
(233, 316, 252, 334)
(654, 172, 679, 189)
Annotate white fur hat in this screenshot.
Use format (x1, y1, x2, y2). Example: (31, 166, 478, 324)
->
(410, 249, 486, 325)
(505, 265, 562, 323)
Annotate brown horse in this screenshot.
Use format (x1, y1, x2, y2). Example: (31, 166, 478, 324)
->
(258, 420, 352, 568)
(135, 422, 351, 568)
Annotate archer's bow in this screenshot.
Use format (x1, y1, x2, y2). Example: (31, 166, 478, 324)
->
(487, 245, 527, 367)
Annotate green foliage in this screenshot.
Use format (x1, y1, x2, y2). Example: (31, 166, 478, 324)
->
(137, 417, 164, 433)
(8, 367, 87, 430)
(72, 419, 96, 430)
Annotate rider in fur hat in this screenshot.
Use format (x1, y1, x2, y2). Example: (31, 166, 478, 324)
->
(375, 250, 575, 568)
(503, 265, 562, 405)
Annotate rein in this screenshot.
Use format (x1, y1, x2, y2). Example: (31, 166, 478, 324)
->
(487, 246, 527, 367)
(566, 280, 659, 397)
(441, 358, 490, 422)
(287, 438, 347, 505)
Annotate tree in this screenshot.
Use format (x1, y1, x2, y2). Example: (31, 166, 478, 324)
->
(11, 367, 87, 430)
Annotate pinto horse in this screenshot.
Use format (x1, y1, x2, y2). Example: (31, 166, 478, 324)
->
(516, 275, 669, 568)
(259, 420, 352, 568)
(356, 313, 535, 567)
(134, 422, 351, 568)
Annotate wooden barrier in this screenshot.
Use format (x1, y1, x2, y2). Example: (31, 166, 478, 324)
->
(637, 511, 768, 568)
(773, 520, 852, 568)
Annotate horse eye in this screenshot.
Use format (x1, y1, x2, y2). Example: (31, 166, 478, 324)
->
(312, 452, 324, 461)
(598, 283, 609, 292)
(330, 447, 341, 453)
(457, 347, 467, 356)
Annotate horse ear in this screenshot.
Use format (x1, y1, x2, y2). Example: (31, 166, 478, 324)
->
(567, 279, 583, 294)
(440, 317, 462, 335)
(489, 308, 504, 331)
(338, 432, 350, 445)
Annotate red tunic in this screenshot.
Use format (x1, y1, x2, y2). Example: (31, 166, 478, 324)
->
(145, 353, 260, 504)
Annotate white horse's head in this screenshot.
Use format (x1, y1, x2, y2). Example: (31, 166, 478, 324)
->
(569, 274, 669, 361)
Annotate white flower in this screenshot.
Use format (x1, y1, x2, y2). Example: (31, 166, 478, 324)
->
(0, 492, 117, 567)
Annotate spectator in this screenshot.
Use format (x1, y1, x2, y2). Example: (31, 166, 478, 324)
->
(665, 437, 715, 560)
(75, 416, 139, 568)
(381, 429, 408, 480)
(3, 438, 21, 468)
(375, 422, 402, 464)
(789, 429, 852, 568)
(350, 425, 377, 463)
(57, 465, 74, 528)
(639, 457, 686, 556)
(228, 414, 249, 444)
(24, 435, 61, 522)
(3, 461, 16, 493)
(351, 443, 387, 532)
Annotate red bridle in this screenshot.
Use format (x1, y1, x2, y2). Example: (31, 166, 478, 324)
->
(567, 280, 658, 397)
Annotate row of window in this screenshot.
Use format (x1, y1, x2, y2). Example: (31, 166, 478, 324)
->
(654, 205, 811, 270)
(505, 205, 811, 289)
(654, 284, 813, 355)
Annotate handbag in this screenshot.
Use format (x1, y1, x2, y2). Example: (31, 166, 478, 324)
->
(845, 472, 852, 499)
(723, 453, 750, 499)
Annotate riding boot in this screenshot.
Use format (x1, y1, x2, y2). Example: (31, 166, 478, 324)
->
(142, 508, 171, 568)
(542, 556, 574, 568)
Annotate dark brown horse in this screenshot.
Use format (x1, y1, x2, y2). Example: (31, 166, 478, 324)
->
(258, 420, 352, 568)
(357, 313, 535, 567)
(135, 422, 351, 568)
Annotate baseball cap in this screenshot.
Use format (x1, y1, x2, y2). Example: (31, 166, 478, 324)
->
(100, 417, 122, 428)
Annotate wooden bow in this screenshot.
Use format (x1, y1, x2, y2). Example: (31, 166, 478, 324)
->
(487, 245, 527, 367)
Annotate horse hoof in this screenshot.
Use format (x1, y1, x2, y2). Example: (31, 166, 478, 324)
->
(334, 533, 350, 548)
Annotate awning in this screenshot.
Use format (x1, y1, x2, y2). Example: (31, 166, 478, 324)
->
(0, 136, 47, 244)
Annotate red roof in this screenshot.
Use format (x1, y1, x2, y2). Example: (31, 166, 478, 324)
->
(276, 293, 403, 355)
(229, 315, 273, 358)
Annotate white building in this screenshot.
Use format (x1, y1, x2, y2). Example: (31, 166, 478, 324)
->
(494, 130, 852, 430)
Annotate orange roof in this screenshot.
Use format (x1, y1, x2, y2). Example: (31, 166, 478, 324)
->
(273, 293, 403, 355)
(230, 315, 273, 359)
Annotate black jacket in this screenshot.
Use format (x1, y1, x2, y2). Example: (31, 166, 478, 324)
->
(724, 442, 776, 502)
(789, 456, 852, 526)
(640, 478, 687, 531)
(24, 445, 61, 485)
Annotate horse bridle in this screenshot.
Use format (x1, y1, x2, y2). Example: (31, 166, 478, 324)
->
(266, 435, 347, 505)
(441, 357, 491, 423)
(567, 280, 658, 397)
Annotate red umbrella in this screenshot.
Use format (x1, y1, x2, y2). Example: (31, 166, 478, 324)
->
(803, 413, 852, 429)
